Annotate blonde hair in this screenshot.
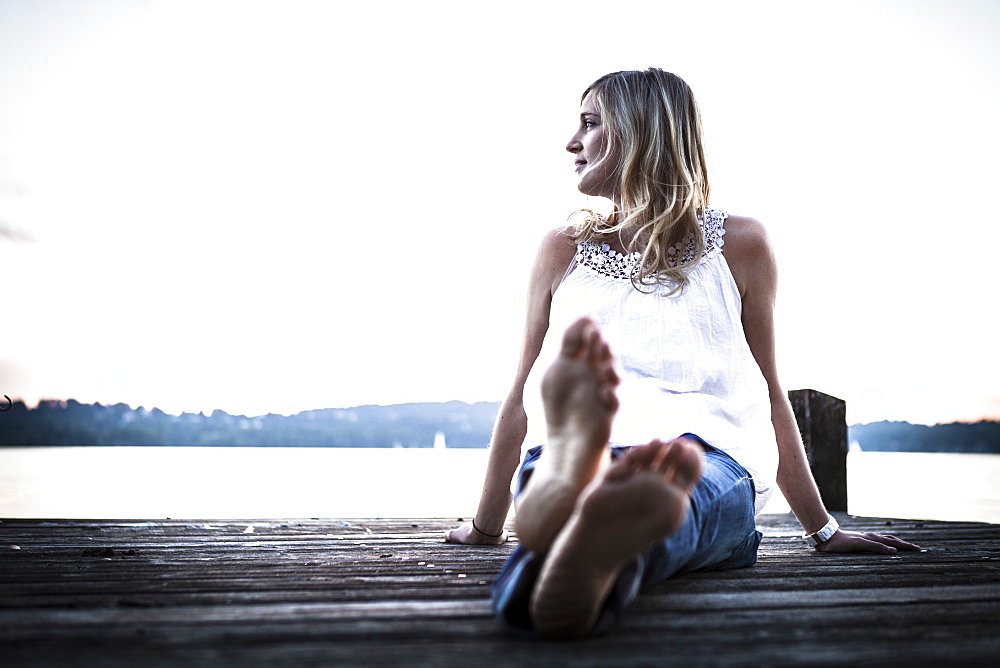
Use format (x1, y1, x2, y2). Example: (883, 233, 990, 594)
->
(570, 68, 710, 294)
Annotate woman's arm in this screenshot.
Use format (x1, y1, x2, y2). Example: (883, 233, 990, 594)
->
(445, 228, 577, 545)
(724, 215, 919, 553)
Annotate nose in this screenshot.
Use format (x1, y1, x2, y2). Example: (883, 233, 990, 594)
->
(566, 133, 582, 154)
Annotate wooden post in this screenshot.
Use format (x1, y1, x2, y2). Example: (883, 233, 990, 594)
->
(788, 389, 848, 512)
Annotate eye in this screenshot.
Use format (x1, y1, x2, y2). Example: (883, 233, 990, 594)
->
(583, 118, 597, 129)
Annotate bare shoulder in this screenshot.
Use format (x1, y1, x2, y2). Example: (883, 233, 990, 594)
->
(538, 226, 577, 260)
(531, 227, 577, 290)
(722, 214, 770, 258)
(720, 214, 776, 297)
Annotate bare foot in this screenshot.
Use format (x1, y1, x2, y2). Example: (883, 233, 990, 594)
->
(529, 437, 704, 638)
(514, 317, 619, 554)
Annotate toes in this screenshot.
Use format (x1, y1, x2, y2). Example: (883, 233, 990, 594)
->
(665, 438, 704, 490)
(604, 456, 633, 482)
(598, 385, 620, 411)
(561, 317, 596, 359)
(587, 336, 611, 366)
(621, 440, 665, 470)
(621, 439, 703, 490)
(597, 354, 619, 385)
(557, 319, 617, 387)
(653, 440, 680, 476)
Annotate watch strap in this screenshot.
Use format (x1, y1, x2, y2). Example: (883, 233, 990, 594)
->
(803, 514, 840, 546)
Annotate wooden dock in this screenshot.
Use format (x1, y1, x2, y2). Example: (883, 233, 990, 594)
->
(2, 513, 998, 666)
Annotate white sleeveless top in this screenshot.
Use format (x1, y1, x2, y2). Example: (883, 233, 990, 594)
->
(522, 209, 777, 514)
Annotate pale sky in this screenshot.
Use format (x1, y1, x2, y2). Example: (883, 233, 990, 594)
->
(1, 0, 998, 425)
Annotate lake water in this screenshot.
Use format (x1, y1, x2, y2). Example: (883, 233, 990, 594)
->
(0, 447, 997, 524)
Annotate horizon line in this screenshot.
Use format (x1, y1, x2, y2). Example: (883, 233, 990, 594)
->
(6, 395, 1000, 428)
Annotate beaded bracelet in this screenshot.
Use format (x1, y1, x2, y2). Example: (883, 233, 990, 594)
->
(472, 517, 504, 538)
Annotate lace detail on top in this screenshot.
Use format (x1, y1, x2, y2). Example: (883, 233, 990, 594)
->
(576, 208, 728, 280)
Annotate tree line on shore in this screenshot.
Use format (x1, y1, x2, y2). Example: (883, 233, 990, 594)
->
(1, 398, 998, 453)
(849, 420, 1000, 453)
(0, 399, 501, 448)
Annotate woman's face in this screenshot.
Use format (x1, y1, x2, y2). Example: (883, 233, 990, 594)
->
(566, 91, 620, 201)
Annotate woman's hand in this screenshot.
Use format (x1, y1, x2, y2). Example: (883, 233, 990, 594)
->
(815, 529, 921, 554)
(444, 523, 509, 545)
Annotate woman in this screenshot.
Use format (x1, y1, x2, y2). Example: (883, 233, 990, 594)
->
(446, 68, 918, 637)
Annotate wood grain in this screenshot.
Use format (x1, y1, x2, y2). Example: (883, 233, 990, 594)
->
(2, 514, 998, 665)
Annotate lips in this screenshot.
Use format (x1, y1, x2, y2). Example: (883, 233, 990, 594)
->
(575, 159, 587, 172)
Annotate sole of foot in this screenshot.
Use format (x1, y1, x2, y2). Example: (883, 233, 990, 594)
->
(515, 317, 620, 554)
(529, 437, 704, 638)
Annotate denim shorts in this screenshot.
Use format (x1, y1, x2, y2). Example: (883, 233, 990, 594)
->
(492, 433, 762, 637)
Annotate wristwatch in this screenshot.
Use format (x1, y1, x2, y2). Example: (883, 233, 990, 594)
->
(803, 514, 840, 546)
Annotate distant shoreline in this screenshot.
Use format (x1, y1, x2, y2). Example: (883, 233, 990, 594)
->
(2, 399, 998, 453)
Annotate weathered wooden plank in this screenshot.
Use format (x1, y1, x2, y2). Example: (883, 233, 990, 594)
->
(2, 514, 998, 667)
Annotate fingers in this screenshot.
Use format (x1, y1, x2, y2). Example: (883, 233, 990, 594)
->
(855, 536, 898, 555)
(818, 529, 921, 554)
(864, 531, 921, 551)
